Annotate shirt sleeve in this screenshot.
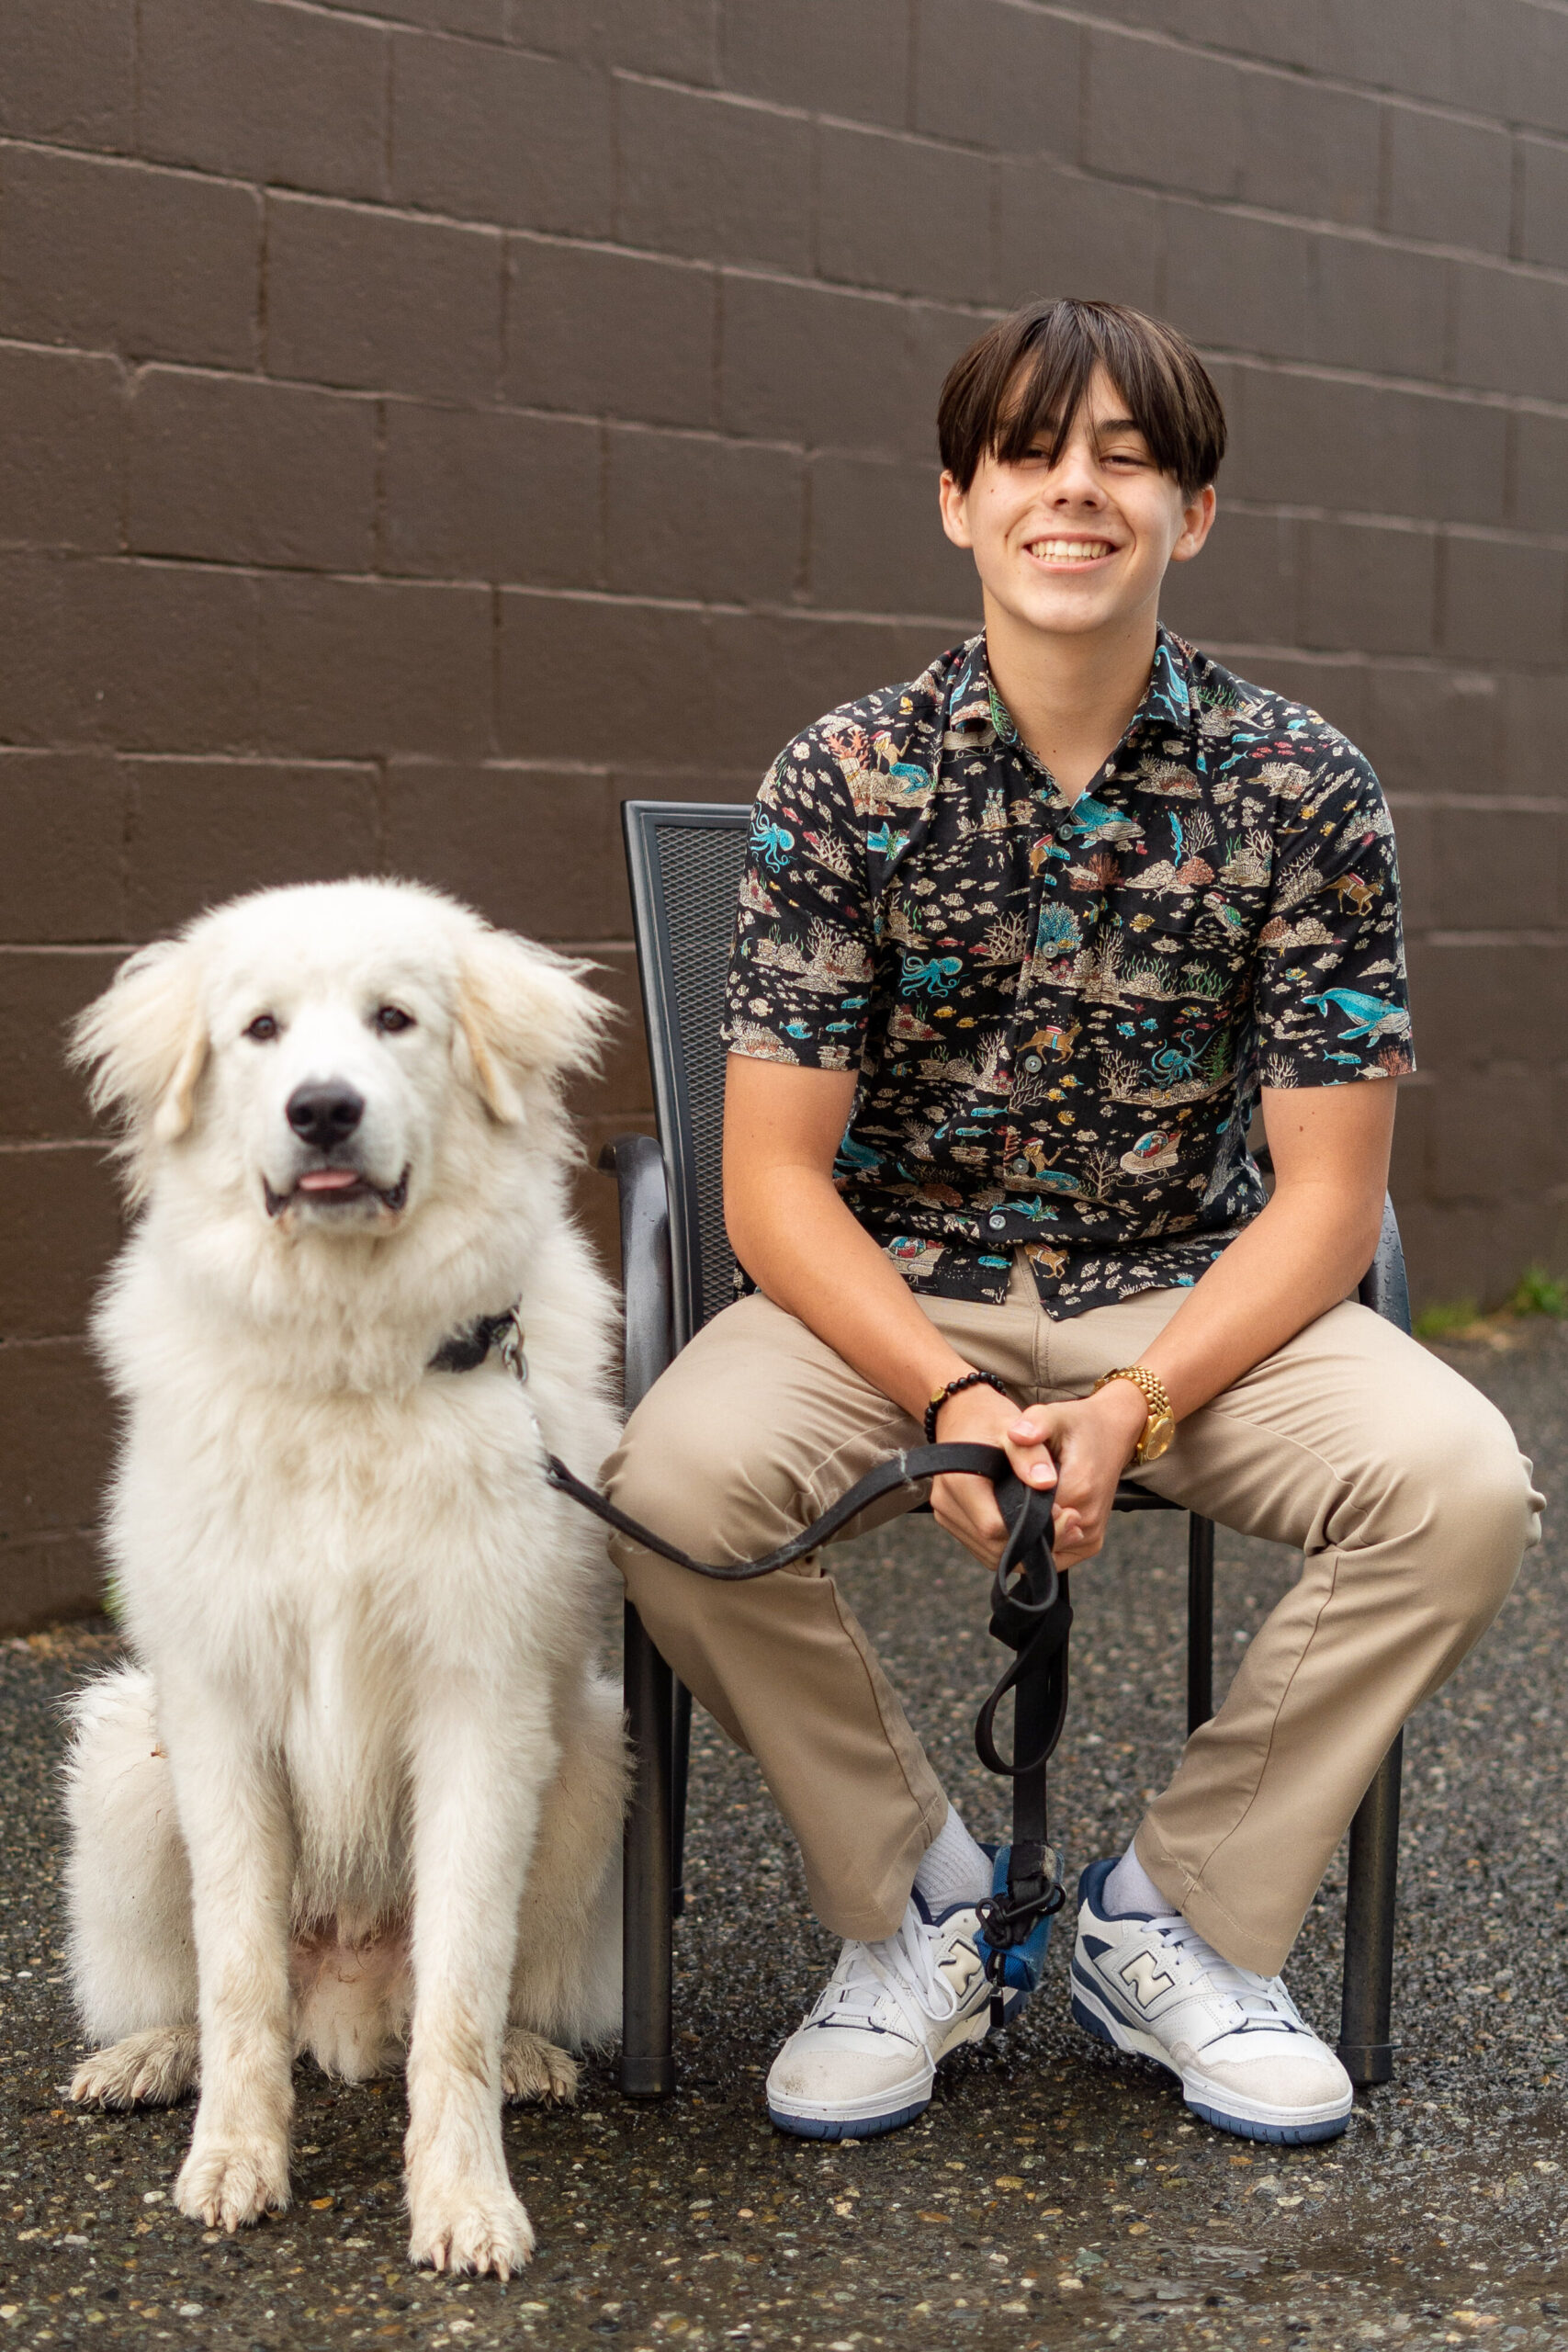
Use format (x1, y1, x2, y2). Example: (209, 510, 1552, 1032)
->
(721, 726, 876, 1070)
(1249, 739, 1416, 1086)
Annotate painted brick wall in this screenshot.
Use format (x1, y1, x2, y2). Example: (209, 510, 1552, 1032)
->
(2, 0, 1565, 1626)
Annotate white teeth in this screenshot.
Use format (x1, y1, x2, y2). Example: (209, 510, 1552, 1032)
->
(1028, 538, 1113, 561)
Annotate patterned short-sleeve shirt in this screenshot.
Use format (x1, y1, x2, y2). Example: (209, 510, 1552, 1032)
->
(721, 627, 1414, 1317)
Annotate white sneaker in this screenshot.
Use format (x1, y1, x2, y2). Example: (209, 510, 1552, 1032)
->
(1071, 1859, 1352, 2145)
(765, 1889, 1018, 2141)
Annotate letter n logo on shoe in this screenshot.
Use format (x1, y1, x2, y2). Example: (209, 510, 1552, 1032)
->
(1118, 1950, 1176, 2009)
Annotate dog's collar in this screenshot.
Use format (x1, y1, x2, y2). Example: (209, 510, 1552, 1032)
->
(428, 1305, 526, 1380)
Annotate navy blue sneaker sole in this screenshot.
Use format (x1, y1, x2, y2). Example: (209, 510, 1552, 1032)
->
(766, 1985, 1028, 2143)
(1070, 1992, 1350, 2147)
(766, 2097, 930, 2142)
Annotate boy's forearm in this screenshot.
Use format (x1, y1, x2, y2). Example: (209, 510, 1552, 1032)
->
(727, 1166, 976, 1424)
(1137, 1180, 1383, 1423)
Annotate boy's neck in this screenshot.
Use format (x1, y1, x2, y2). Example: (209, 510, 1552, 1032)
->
(982, 594, 1161, 803)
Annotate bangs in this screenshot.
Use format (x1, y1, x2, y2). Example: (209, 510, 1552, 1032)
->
(939, 300, 1227, 498)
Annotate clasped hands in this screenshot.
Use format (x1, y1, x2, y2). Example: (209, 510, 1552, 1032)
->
(929, 1376, 1153, 1571)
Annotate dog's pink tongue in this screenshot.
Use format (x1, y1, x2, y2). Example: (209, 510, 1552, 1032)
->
(297, 1169, 362, 1193)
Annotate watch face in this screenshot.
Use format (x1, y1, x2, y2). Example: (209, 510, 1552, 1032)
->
(1139, 1412, 1176, 1465)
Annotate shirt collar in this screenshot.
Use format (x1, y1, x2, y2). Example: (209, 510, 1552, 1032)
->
(945, 625, 1196, 753)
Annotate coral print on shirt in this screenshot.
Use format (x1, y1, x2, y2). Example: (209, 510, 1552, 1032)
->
(722, 628, 1414, 1317)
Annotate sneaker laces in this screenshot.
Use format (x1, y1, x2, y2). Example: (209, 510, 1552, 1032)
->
(807, 1902, 967, 2041)
(1156, 1917, 1308, 2036)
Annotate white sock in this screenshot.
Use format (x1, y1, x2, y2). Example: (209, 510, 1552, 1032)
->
(1104, 1838, 1179, 1920)
(913, 1804, 992, 1913)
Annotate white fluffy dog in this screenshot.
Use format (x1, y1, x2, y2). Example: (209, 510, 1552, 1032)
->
(63, 878, 626, 2278)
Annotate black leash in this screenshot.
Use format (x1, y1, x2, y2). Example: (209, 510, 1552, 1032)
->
(439, 1311, 1072, 2005)
(544, 1440, 1070, 2009)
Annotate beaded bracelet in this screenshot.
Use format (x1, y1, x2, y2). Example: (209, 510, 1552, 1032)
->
(923, 1369, 1011, 1444)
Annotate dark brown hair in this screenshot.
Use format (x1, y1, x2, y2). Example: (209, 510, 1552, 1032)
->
(938, 300, 1227, 498)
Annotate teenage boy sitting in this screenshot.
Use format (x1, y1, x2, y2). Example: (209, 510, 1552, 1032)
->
(606, 300, 1539, 2146)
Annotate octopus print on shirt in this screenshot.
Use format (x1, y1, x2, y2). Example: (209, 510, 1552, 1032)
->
(722, 628, 1414, 1318)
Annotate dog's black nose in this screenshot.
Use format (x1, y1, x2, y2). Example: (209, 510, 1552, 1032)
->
(286, 1082, 365, 1150)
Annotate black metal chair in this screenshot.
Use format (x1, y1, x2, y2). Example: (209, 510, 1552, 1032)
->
(604, 797, 1409, 2102)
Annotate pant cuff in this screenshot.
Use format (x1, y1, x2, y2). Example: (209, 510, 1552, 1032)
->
(805, 1783, 949, 1943)
(1134, 1817, 1292, 1978)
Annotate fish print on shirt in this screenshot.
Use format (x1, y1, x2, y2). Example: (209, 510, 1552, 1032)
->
(722, 628, 1414, 1317)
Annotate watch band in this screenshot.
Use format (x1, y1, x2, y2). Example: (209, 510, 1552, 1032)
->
(1090, 1364, 1174, 1465)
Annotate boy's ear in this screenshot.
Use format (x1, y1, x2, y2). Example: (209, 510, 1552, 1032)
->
(938, 469, 975, 549)
(70, 937, 209, 1200)
(454, 927, 612, 1125)
(1169, 482, 1218, 565)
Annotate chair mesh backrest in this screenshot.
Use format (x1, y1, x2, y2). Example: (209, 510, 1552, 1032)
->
(622, 804, 751, 1346)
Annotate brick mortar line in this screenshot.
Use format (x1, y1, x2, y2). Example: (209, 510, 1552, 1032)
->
(19, 340, 1568, 436)
(1220, 501, 1568, 552)
(1201, 639, 1568, 674)
(580, 19, 1568, 157)
(1426, 931, 1568, 947)
(701, 211, 1568, 297)
(228, 0, 537, 57)
(11, 506, 1559, 594)
(8, 133, 1568, 295)
(626, 26, 1568, 153)
(73, 565, 1524, 641)
(1200, 352, 1568, 423)
(1389, 795, 1568, 813)
(0, 1140, 106, 1155)
(519, 200, 1568, 298)
(1023, 3, 1568, 142)
(0, 556, 987, 628)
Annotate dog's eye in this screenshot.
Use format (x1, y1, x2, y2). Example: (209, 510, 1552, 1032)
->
(243, 1013, 279, 1043)
(374, 1005, 414, 1035)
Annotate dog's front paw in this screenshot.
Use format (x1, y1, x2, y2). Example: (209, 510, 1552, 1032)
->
(72, 2028, 199, 2109)
(175, 2135, 290, 2232)
(502, 2027, 578, 2106)
(408, 2182, 535, 2278)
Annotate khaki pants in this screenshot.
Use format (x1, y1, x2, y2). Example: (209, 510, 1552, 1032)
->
(604, 1261, 1540, 1975)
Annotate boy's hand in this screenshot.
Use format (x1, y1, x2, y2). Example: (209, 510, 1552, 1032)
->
(930, 1380, 1152, 1570)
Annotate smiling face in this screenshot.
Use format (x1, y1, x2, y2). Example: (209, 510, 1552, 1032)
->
(73, 881, 611, 1255)
(220, 959, 446, 1232)
(938, 363, 1215, 649)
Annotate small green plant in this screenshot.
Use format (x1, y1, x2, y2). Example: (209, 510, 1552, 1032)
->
(1414, 1295, 1483, 1342)
(1506, 1263, 1568, 1319)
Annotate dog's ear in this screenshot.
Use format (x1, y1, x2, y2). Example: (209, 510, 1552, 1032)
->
(455, 928, 612, 1125)
(70, 936, 209, 1196)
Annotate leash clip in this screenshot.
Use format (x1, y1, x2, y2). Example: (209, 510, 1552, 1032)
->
(500, 1307, 529, 1385)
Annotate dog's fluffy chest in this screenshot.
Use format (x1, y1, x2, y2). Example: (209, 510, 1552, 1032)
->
(111, 1354, 596, 1686)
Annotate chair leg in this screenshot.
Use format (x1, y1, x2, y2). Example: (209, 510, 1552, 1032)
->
(1186, 1515, 1215, 1735)
(671, 1679, 693, 1920)
(621, 1601, 676, 2098)
(1337, 1731, 1403, 2088)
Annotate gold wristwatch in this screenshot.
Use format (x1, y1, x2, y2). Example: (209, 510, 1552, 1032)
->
(1091, 1364, 1176, 1467)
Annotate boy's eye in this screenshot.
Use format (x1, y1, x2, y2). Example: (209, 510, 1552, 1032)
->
(243, 1013, 278, 1043)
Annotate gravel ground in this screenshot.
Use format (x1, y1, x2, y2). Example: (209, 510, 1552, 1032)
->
(4, 1321, 1567, 2351)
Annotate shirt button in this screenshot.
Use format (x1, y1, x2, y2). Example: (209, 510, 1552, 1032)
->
(987, 1214, 1008, 1231)
(1023, 1053, 1042, 1071)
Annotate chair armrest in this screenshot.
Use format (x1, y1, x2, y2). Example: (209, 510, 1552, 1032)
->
(1357, 1193, 1412, 1336)
(600, 1135, 675, 1415)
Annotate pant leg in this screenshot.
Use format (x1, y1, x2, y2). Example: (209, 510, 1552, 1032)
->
(1043, 1291, 1541, 1976)
(604, 1277, 1043, 1941)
